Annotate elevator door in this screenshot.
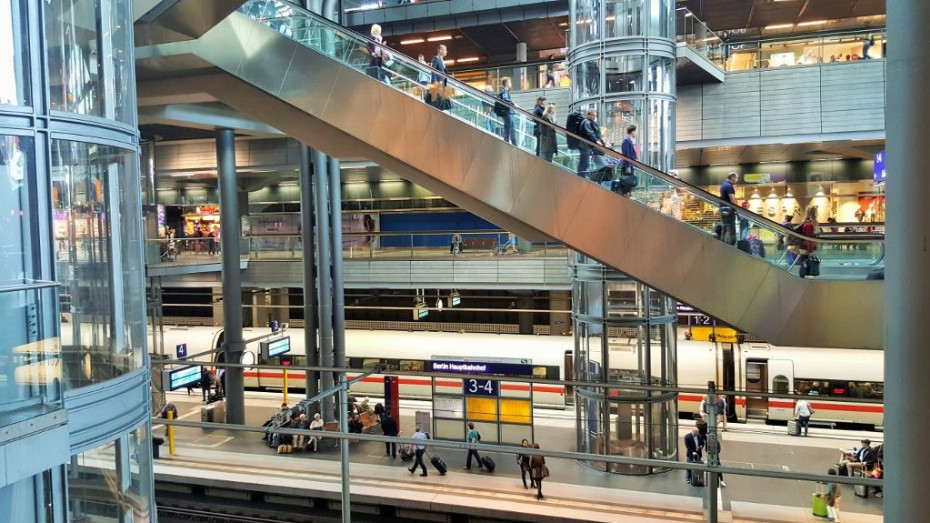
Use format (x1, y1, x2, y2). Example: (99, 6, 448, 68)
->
(745, 360, 768, 419)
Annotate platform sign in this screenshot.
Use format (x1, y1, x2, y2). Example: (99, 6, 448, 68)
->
(874, 150, 886, 184)
(463, 378, 498, 397)
(429, 360, 533, 378)
(260, 336, 291, 359)
(270, 320, 280, 333)
(163, 365, 202, 391)
(176, 343, 187, 359)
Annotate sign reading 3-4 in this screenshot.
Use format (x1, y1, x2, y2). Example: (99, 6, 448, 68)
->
(463, 378, 499, 397)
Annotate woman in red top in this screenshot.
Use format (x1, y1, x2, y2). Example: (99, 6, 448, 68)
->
(798, 205, 819, 278)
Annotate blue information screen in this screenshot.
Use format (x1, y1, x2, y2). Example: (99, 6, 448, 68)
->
(429, 360, 533, 377)
(463, 377, 498, 397)
(262, 336, 291, 359)
(165, 365, 202, 391)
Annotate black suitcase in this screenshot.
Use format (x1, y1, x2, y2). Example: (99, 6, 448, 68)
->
(689, 458, 705, 487)
(400, 447, 414, 462)
(480, 456, 495, 473)
(430, 455, 447, 475)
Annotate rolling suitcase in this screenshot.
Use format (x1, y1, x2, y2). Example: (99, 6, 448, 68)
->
(689, 458, 705, 487)
(400, 446, 414, 462)
(430, 455, 447, 475)
(854, 471, 869, 498)
(201, 400, 226, 423)
(811, 493, 828, 517)
(480, 456, 495, 473)
(787, 419, 800, 436)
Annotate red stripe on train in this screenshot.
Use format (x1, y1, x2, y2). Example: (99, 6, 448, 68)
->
(243, 372, 565, 395)
(679, 394, 883, 413)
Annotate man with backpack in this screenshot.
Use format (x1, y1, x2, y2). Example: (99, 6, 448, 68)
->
(497, 78, 517, 146)
(463, 422, 484, 470)
(575, 111, 605, 178)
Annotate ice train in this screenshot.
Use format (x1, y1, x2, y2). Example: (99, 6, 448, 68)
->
(155, 326, 884, 429)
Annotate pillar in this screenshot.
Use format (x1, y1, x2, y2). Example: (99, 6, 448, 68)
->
(314, 150, 335, 422)
(300, 145, 320, 411)
(217, 129, 245, 424)
(885, 3, 929, 521)
(329, 156, 347, 423)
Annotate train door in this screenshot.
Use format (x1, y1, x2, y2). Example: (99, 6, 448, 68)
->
(766, 359, 794, 421)
(720, 344, 736, 422)
(563, 351, 574, 404)
(744, 359, 768, 419)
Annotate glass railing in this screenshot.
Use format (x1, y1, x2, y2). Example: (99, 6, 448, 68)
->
(246, 231, 570, 260)
(145, 237, 252, 265)
(451, 60, 567, 91)
(0, 280, 63, 409)
(676, 8, 726, 68)
(236, 1, 884, 279)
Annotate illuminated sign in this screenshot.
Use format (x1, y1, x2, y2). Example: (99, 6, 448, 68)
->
(874, 150, 886, 184)
(176, 343, 187, 359)
(463, 378, 499, 397)
(413, 305, 428, 320)
(260, 336, 291, 359)
(429, 360, 533, 377)
(451, 295, 461, 307)
(163, 365, 202, 391)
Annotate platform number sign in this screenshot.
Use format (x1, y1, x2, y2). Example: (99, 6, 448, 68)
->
(464, 378, 498, 397)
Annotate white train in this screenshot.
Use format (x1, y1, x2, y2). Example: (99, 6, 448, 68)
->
(155, 326, 884, 429)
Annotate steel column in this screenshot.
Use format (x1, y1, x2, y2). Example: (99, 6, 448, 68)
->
(886, 2, 930, 522)
(300, 145, 320, 412)
(314, 150, 335, 422)
(217, 128, 245, 424)
(329, 156, 346, 424)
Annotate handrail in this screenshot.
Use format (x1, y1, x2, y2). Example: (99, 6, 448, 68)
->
(238, 2, 883, 260)
(0, 280, 61, 294)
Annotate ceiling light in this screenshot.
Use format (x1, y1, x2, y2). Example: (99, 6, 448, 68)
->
(685, 12, 693, 18)
(456, 57, 480, 63)
(797, 20, 828, 27)
(427, 35, 453, 42)
(764, 23, 795, 30)
(444, 59, 455, 65)
(400, 38, 425, 45)
(558, 22, 568, 27)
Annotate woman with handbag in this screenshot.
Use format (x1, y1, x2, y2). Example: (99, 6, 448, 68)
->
(518, 439, 536, 489)
(798, 205, 820, 278)
(529, 442, 548, 500)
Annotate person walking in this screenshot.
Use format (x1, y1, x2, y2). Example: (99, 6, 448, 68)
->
(381, 410, 399, 458)
(719, 172, 739, 245)
(684, 427, 703, 484)
(538, 104, 558, 162)
(519, 439, 536, 489)
(819, 468, 842, 522)
(532, 96, 547, 156)
(498, 78, 517, 146)
(463, 422, 483, 470)
(529, 443, 547, 500)
(408, 425, 429, 476)
(794, 396, 814, 436)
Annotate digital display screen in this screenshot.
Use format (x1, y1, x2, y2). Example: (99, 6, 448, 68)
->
(451, 296, 461, 307)
(429, 360, 533, 377)
(261, 336, 291, 359)
(164, 365, 202, 391)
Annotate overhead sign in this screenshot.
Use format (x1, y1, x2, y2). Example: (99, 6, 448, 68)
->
(163, 365, 202, 391)
(260, 336, 291, 359)
(873, 150, 886, 184)
(176, 343, 187, 359)
(463, 378, 499, 397)
(429, 360, 533, 377)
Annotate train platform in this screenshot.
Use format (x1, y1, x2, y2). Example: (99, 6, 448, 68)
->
(154, 392, 884, 522)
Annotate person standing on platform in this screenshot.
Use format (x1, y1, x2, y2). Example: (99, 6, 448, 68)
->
(409, 425, 429, 476)
(381, 410, 399, 458)
(463, 422, 483, 470)
(719, 172, 739, 245)
(530, 443, 547, 500)
(519, 439, 536, 489)
(684, 427, 703, 484)
(795, 396, 814, 436)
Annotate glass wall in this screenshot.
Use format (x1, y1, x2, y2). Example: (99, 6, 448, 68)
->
(45, 0, 135, 123)
(0, 0, 29, 106)
(52, 141, 145, 389)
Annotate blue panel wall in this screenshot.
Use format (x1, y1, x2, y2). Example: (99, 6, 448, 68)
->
(380, 212, 502, 247)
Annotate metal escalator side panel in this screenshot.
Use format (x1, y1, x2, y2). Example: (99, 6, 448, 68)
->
(192, 14, 883, 349)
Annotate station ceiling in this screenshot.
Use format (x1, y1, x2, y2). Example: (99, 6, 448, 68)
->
(677, 0, 886, 31)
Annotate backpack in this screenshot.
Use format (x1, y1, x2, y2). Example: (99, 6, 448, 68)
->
(493, 96, 510, 116)
(565, 112, 584, 149)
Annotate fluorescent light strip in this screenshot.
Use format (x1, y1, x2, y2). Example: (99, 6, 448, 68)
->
(427, 35, 453, 42)
(764, 23, 795, 30)
(400, 38, 425, 45)
(797, 20, 828, 27)
(456, 57, 480, 63)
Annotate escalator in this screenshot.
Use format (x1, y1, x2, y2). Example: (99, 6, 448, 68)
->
(137, 0, 883, 349)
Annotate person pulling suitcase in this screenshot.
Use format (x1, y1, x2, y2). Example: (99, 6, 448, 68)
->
(408, 425, 429, 476)
(463, 422, 483, 471)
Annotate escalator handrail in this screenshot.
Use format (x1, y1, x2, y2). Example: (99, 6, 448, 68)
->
(240, 1, 881, 248)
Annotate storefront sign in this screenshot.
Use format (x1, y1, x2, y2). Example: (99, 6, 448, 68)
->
(873, 150, 886, 184)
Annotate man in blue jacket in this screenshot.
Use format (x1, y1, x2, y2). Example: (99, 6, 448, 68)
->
(499, 78, 517, 145)
(431, 44, 448, 85)
(620, 125, 637, 174)
(576, 111, 605, 178)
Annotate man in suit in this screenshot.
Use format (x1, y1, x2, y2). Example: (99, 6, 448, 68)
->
(431, 44, 448, 86)
(381, 410, 399, 458)
(620, 125, 637, 174)
(684, 427, 704, 484)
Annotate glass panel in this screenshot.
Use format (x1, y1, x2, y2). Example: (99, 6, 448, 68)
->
(605, 0, 644, 38)
(573, 0, 600, 46)
(604, 56, 643, 93)
(648, 0, 672, 39)
(53, 141, 143, 390)
(0, 135, 35, 285)
(0, 0, 29, 106)
(0, 473, 41, 523)
(574, 59, 601, 100)
(108, 0, 135, 124)
(465, 396, 497, 422)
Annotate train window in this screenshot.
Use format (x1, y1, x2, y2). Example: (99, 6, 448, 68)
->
(772, 375, 789, 395)
(400, 360, 424, 372)
(796, 379, 832, 397)
(847, 381, 883, 400)
(532, 366, 548, 380)
(746, 363, 762, 384)
(362, 358, 381, 370)
(382, 359, 400, 372)
(547, 366, 560, 380)
(348, 357, 364, 369)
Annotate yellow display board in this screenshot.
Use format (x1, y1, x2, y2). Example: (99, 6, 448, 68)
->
(689, 326, 738, 343)
(465, 397, 498, 422)
(499, 399, 532, 424)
